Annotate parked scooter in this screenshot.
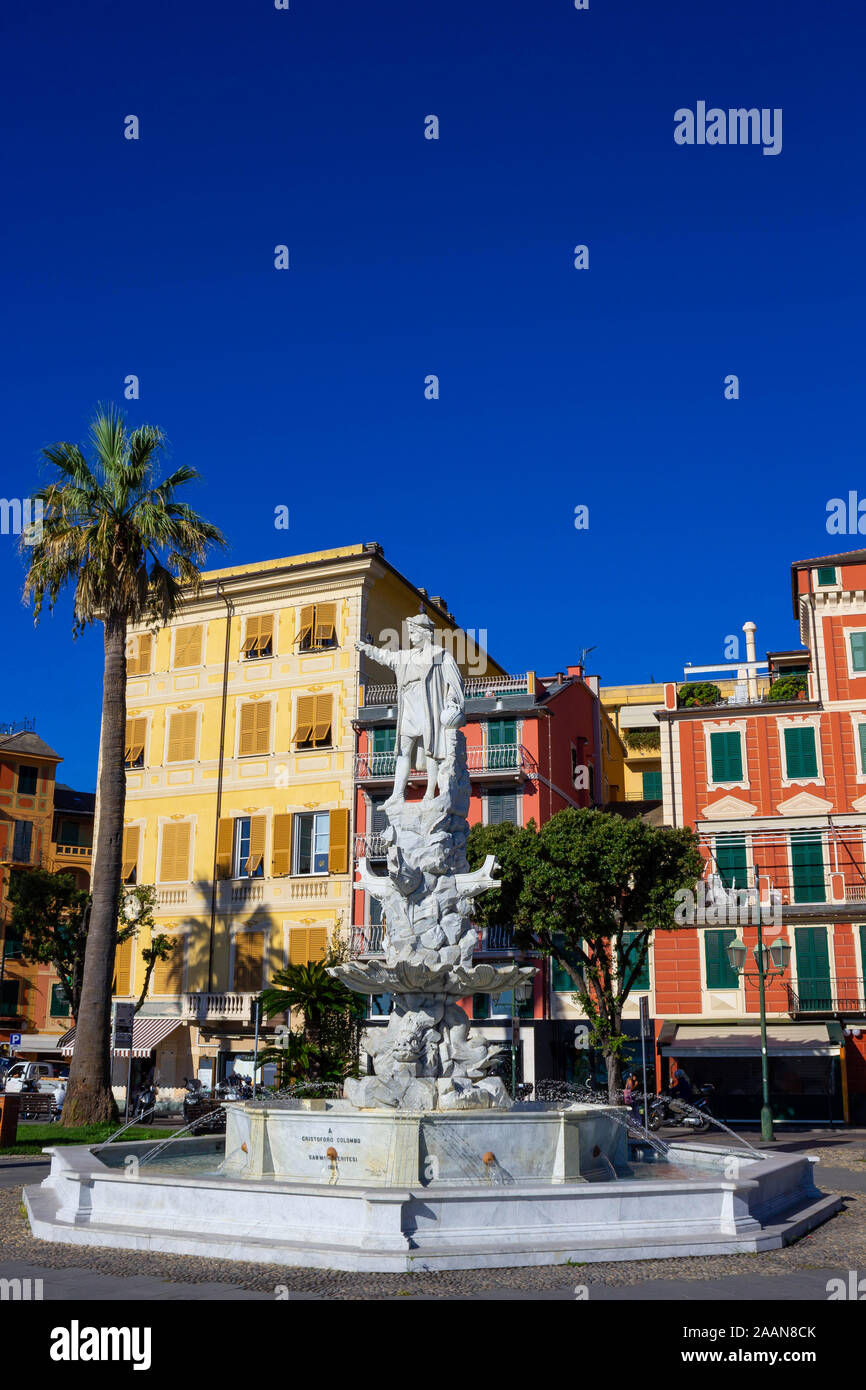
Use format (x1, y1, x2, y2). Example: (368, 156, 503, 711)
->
(132, 1079, 157, 1123)
(647, 1083, 715, 1132)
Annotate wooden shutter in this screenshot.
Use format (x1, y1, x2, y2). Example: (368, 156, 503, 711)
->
(784, 726, 817, 779)
(238, 700, 270, 755)
(257, 614, 273, 654)
(127, 633, 152, 677)
(245, 816, 266, 874)
(859, 725, 866, 774)
(238, 703, 255, 755)
(125, 717, 146, 766)
(113, 936, 133, 994)
(710, 731, 742, 782)
(151, 940, 184, 995)
(167, 711, 197, 762)
(160, 822, 191, 882)
(241, 615, 259, 655)
(272, 813, 292, 876)
(121, 825, 140, 883)
(313, 694, 333, 745)
(704, 930, 737, 989)
(174, 624, 202, 669)
(851, 632, 866, 672)
(294, 695, 316, 744)
(314, 602, 336, 646)
(288, 926, 328, 966)
(329, 808, 349, 874)
(234, 933, 264, 992)
(715, 835, 747, 890)
(216, 817, 233, 878)
(297, 605, 314, 647)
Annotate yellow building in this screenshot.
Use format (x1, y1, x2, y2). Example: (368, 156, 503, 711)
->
(113, 542, 502, 1096)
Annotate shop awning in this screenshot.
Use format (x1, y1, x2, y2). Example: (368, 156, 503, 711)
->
(58, 1017, 182, 1059)
(658, 1022, 843, 1058)
(3, 1033, 66, 1053)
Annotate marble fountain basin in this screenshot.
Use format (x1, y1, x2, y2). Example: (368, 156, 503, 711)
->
(23, 1101, 841, 1273)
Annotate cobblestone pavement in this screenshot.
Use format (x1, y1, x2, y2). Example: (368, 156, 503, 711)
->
(1, 1143, 863, 1300)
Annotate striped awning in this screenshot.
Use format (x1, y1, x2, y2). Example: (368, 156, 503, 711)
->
(58, 1017, 182, 1058)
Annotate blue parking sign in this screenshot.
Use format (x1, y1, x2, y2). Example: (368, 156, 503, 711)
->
(9, 1033, 22, 1047)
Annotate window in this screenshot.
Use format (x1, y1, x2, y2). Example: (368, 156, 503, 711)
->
(55, 819, 91, 849)
(368, 992, 392, 1018)
(618, 932, 650, 990)
(12, 820, 33, 863)
(709, 731, 743, 783)
(486, 790, 520, 825)
(791, 835, 826, 904)
(297, 602, 337, 651)
(173, 624, 203, 669)
(293, 694, 333, 748)
(241, 614, 273, 659)
(483, 989, 534, 1019)
(238, 700, 271, 756)
(125, 717, 146, 768)
(234, 933, 264, 991)
(0, 981, 19, 1018)
(294, 811, 330, 875)
(552, 958, 576, 992)
(370, 726, 396, 775)
(859, 725, 866, 774)
(113, 937, 133, 994)
(121, 826, 140, 884)
(784, 726, 818, 780)
(642, 769, 662, 799)
(794, 927, 831, 1009)
(127, 632, 152, 676)
(17, 766, 38, 795)
(271, 814, 292, 877)
(816, 567, 837, 587)
(166, 711, 198, 763)
(715, 835, 748, 890)
(288, 926, 328, 965)
(487, 719, 517, 769)
(50, 983, 71, 1017)
(159, 822, 191, 883)
(233, 816, 265, 878)
(704, 930, 739, 989)
(850, 631, 866, 673)
(151, 941, 184, 996)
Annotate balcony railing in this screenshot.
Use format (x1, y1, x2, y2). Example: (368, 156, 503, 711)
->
(786, 978, 865, 1014)
(475, 924, 517, 952)
(363, 675, 531, 707)
(183, 992, 254, 1023)
(354, 833, 388, 860)
(53, 843, 92, 857)
(350, 925, 385, 957)
(354, 744, 537, 780)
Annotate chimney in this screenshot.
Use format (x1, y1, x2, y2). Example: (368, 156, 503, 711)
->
(743, 621, 758, 700)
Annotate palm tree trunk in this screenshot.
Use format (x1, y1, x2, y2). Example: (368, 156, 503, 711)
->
(63, 615, 126, 1125)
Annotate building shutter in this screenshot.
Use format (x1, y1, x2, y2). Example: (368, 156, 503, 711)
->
(297, 605, 314, 647)
(784, 726, 818, 779)
(256, 613, 273, 654)
(234, 933, 264, 992)
(151, 940, 184, 995)
(714, 835, 747, 890)
(216, 817, 233, 878)
(859, 725, 866, 774)
(791, 836, 826, 904)
(293, 695, 316, 744)
(851, 632, 866, 672)
(127, 633, 152, 676)
(816, 567, 837, 586)
(272, 814, 292, 876)
(113, 936, 134, 994)
(704, 930, 738, 989)
(174, 624, 203, 669)
(619, 932, 651, 990)
(167, 711, 197, 762)
(160, 822, 191, 883)
(329, 808, 349, 874)
(288, 927, 328, 965)
(794, 927, 831, 1008)
(12, 820, 33, 863)
(709, 731, 743, 782)
(487, 791, 518, 825)
(121, 825, 140, 883)
(313, 694, 333, 745)
(245, 816, 266, 874)
(124, 717, 146, 766)
(641, 769, 662, 799)
(314, 602, 336, 646)
(239, 701, 270, 755)
(370, 797, 388, 835)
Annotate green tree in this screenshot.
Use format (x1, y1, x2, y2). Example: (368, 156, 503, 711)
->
(467, 808, 702, 1101)
(7, 868, 92, 1020)
(260, 956, 365, 1083)
(22, 406, 225, 1124)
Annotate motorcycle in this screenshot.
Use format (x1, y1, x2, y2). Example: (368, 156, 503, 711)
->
(183, 1076, 226, 1134)
(132, 1079, 157, 1123)
(647, 1083, 715, 1132)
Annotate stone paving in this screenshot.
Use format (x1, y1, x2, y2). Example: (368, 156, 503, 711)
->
(1, 1136, 864, 1299)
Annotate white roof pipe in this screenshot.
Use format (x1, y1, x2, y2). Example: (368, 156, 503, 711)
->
(742, 621, 758, 699)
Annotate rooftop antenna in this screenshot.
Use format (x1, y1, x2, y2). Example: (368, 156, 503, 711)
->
(579, 646, 597, 667)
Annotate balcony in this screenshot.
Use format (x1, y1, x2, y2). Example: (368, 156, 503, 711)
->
(354, 744, 537, 782)
(53, 842, 92, 859)
(183, 993, 254, 1024)
(475, 924, 518, 953)
(362, 675, 531, 707)
(354, 833, 388, 861)
(350, 924, 385, 957)
(786, 978, 865, 1015)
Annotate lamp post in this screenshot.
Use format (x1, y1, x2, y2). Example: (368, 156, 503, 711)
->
(510, 981, 532, 1099)
(727, 872, 791, 1143)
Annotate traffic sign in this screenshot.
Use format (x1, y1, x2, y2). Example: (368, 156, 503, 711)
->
(112, 1003, 135, 1050)
(9, 1033, 21, 1048)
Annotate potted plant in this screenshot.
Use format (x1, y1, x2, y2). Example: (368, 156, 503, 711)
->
(768, 674, 808, 703)
(678, 681, 722, 708)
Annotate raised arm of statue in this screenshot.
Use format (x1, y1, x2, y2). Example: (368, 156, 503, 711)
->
(356, 639, 401, 672)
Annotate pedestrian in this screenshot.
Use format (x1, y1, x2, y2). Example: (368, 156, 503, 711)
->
(623, 1072, 642, 1122)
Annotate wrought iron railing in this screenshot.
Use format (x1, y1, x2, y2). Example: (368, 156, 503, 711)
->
(354, 743, 537, 780)
(354, 833, 388, 860)
(363, 675, 530, 706)
(350, 924, 385, 957)
(786, 977, 865, 1014)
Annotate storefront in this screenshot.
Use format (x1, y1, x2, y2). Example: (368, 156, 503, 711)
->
(59, 1017, 188, 1106)
(657, 1022, 846, 1126)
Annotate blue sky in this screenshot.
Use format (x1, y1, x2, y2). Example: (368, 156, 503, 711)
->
(2, 0, 864, 788)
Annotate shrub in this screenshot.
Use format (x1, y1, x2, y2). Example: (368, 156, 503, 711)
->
(623, 728, 661, 751)
(768, 674, 808, 702)
(678, 681, 722, 707)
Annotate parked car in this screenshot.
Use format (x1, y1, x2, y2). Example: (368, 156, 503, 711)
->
(2, 1061, 69, 1097)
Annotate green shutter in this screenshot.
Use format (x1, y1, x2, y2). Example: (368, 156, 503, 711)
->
(619, 932, 650, 990)
(704, 930, 739, 989)
(784, 726, 818, 779)
(50, 983, 71, 1017)
(472, 993, 490, 1019)
(850, 632, 866, 672)
(791, 836, 826, 904)
(816, 567, 837, 587)
(794, 927, 831, 1008)
(487, 720, 517, 769)
(710, 731, 743, 783)
(859, 725, 866, 774)
(642, 769, 662, 799)
(715, 835, 748, 890)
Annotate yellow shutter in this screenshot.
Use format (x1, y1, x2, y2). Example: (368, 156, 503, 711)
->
(216, 817, 233, 879)
(174, 624, 202, 669)
(128, 632, 153, 676)
(314, 602, 336, 646)
(246, 816, 266, 874)
(234, 932, 264, 991)
(113, 936, 133, 994)
(313, 694, 333, 745)
(294, 695, 316, 745)
(257, 614, 273, 654)
(124, 717, 146, 766)
(297, 604, 314, 647)
(272, 813, 292, 877)
(151, 939, 184, 995)
(238, 702, 256, 756)
(161, 822, 191, 882)
(288, 926, 328, 966)
(254, 700, 271, 753)
(329, 808, 349, 874)
(167, 711, 197, 763)
(121, 825, 140, 882)
(241, 615, 260, 655)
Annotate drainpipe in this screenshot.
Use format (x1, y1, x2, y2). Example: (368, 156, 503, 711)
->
(742, 621, 758, 700)
(207, 582, 233, 994)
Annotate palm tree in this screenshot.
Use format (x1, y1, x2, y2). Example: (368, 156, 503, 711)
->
(22, 406, 225, 1123)
(260, 959, 365, 1081)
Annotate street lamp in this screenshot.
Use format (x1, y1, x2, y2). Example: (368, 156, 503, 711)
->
(727, 872, 791, 1143)
(510, 980, 532, 1099)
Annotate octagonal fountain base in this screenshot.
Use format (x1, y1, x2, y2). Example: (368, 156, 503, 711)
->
(23, 1100, 841, 1272)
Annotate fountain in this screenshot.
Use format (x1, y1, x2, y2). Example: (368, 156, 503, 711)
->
(23, 618, 843, 1270)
